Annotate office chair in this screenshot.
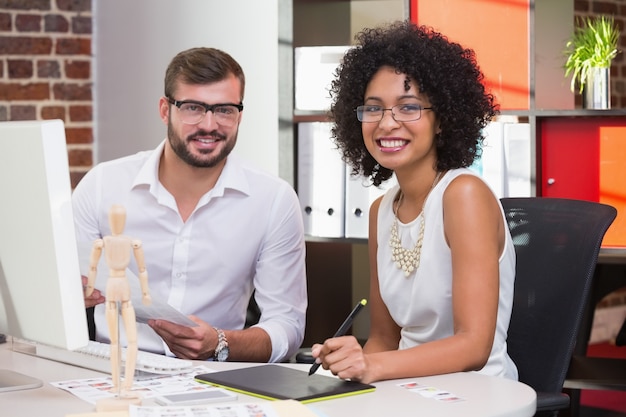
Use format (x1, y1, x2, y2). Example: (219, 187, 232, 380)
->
(245, 292, 262, 328)
(500, 197, 617, 417)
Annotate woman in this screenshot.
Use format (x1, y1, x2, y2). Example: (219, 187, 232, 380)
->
(310, 21, 518, 384)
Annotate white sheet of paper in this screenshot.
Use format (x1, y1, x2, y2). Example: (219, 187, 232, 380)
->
(77, 241, 197, 327)
(52, 365, 216, 405)
(126, 269, 197, 327)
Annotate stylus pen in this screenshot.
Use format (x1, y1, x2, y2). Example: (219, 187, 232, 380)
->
(308, 298, 368, 376)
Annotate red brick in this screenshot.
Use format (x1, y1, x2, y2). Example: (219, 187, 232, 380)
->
(65, 126, 92, 144)
(55, 37, 90, 55)
(68, 148, 92, 166)
(0, 0, 50, 10)
(44, 14, 69, 33)
(56, 0, 90, 12)
(65, 59, 90, 79)
(70, 170, 87, 189)
(52, 82, 91, 100)
(10, 104, 36, 120)
(8, 59, 33, 78)
(0, 82, 50, 100)
(0, 13, 11, 31)
(592, 2, 618, 14)
(574, 0, 591, 12)
(41, 105, 65, 120)
(16, 14, 42, 32)
(37, 59, 60, 78)
(69, 104, 91, 121)
(71, 16, 91, 34)
(0, 36, 52, 54)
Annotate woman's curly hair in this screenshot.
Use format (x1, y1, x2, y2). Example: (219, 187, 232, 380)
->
(330, 20, 498, 186)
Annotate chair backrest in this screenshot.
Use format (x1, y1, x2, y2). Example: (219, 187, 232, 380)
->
(501, 197, 616, 395)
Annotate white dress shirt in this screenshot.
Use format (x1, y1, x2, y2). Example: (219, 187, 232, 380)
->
(72, 140, 307, 362)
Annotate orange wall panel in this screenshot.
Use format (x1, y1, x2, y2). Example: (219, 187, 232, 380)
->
(411, 0, 530, 110)
(600, 127, 626, 247)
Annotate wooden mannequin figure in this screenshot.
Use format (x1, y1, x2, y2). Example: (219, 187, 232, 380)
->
(85, 204, 151, 405)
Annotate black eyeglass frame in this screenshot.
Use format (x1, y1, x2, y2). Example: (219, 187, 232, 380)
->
(166, 97, 244, 113)
(355, 104, 433, 123)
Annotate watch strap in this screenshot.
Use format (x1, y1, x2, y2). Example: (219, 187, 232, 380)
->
(213, 327, 229, 361)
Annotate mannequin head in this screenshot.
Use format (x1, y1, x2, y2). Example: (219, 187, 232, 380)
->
(108, 204, 126, 236)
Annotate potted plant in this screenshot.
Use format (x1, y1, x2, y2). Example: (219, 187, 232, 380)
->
(564, 15, 619, 109)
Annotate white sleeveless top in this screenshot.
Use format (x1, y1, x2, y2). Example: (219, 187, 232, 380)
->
(377, 168, 518, 379)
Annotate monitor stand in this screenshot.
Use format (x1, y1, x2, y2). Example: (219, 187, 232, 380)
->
(0, 369, 43, 393)
(0, 336, 42, 392)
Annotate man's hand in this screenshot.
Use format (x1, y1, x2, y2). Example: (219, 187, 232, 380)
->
(148, 315, 217, 360)
(82, 275, 105, 308)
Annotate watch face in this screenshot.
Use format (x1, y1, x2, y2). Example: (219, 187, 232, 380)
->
(217, 346, 230, 362)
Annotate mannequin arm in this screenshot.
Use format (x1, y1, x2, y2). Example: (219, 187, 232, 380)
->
(86, 239, 103, 297)
(132, 239, 151, 306)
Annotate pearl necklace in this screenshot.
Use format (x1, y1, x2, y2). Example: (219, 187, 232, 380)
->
(390, 171, 442, 277)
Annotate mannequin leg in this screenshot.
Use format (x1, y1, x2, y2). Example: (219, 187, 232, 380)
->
(120, 300, 138, 394)
(105, 300, 120, 393)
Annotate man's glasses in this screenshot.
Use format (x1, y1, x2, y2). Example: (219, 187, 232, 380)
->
(356, 104, 433, 123)
(167, 97, 244, 127)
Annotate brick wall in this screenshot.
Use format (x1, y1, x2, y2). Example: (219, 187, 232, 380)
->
(0, 0, 92, 187)
(0, 1, 625, 182)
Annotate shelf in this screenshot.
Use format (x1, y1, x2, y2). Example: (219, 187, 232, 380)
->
(533, 109, 626, 118)
(305, 235, 367, 245)
(293, 110, 330, 123)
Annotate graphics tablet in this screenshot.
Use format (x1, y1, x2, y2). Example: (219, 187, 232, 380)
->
(195, 364, 375, 403)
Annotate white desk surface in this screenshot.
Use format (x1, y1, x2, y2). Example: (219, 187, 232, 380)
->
(0, 342, 536, 417)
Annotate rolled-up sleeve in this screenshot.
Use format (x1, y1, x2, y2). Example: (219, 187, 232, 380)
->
(252, 184, 307, 362)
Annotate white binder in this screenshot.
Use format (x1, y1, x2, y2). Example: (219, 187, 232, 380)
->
(345, 170, 396, 239)
(473, 120, 531, 199)
(477, 121, 506, 198)
(294, 46, 350, 111)
(297, 122, 345, 237)
(503, 122, 531, 197)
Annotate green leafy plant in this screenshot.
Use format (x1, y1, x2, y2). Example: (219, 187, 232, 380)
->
(564, 15, 619, 93)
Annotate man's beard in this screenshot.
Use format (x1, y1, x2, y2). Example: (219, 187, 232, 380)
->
(167, 121, 237, 168)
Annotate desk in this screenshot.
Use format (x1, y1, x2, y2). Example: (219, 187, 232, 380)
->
(597, 247, 626, 265)
(571, 247, 626, 358)
(0, 342, 536, 417)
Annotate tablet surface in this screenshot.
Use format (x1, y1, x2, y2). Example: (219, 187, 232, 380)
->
(195, 365, 375, 403)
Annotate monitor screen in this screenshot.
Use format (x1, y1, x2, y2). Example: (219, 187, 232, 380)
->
(0, 119, 89, 391)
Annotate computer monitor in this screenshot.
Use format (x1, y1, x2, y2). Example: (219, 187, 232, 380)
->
(0, 119, 89, 392)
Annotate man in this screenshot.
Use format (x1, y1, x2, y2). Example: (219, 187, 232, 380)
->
(73, 47, 307, 363)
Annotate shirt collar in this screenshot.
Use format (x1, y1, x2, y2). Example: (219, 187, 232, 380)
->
(131, 139, 251, 198)
(132, 140, 164, 192)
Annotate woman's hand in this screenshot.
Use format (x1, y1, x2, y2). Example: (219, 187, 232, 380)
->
(311, 335, 374, 383)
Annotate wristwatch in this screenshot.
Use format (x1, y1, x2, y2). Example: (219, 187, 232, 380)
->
(213, 327, 230, 362)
